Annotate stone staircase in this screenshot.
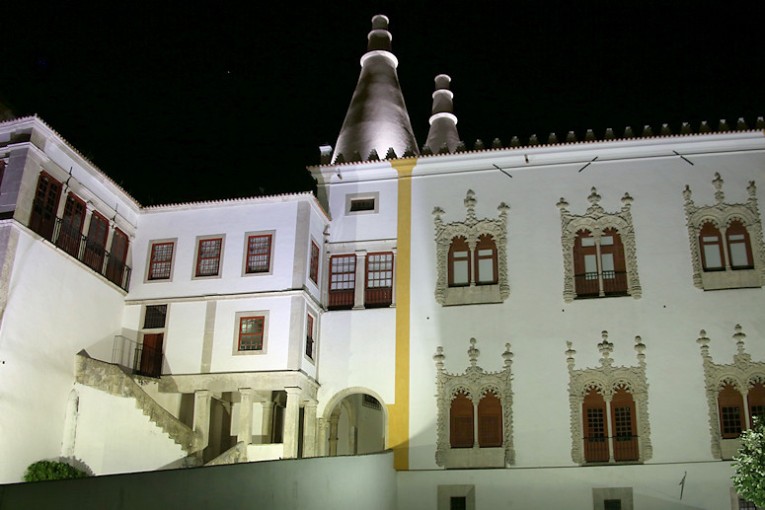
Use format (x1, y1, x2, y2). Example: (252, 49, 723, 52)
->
(75, 351, 203, 454)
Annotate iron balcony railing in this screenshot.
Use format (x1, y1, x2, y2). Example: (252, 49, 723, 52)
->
(574, 271, 628, 298)
(112, 335, 164, 378)
(364, 286, 392, 308)
(583, 435, 639, 463)
(31, 215, 131, 291)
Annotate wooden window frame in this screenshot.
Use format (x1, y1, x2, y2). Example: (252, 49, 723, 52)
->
(365, 251, 393, 308)
(106, 228, 129, 287)
(448, 236, 471, 287)
(699, 222, 726, 271)
(244, 233, 273, 275)
(718, 383, 744, 439)
(345, 192, 379, 215)
(583, 388, 609, 463)
(83, 211, 109, 273)
(147, 240, 175, 281)
(305, 313, 315, 361)
(309, 240, 320, 284)
(747, 382, 765, 428)
(477, 392, 503, 447)
(474, 234, 498, 285)
(328, 254, 356, 310)
(237, 315, 265, 352)
(29, 171, 62, 241)
(726, 220, 754, 270)
(194, 236, 224, 278)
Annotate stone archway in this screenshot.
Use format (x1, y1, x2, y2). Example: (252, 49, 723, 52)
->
(321, 388, 387, 457)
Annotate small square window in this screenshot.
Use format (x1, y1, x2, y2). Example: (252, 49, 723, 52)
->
(350, 198, 376, 212)
(345, 192, 379, 215)
(244, 233, 273, 274)
(147, 240, 175, 281)
(144, 305, 168, 329)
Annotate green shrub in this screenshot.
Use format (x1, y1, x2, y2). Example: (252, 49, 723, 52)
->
(24, 460, 88, 482)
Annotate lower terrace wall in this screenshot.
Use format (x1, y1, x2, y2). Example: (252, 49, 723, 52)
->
(0, 451, 396, 510)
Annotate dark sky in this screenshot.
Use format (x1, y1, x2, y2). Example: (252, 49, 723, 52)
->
(3, 2, 764, 205)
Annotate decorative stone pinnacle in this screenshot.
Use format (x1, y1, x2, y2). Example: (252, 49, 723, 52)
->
(697, 329, 710, 358)
(682, 184, 693, 204)
(713, 172, 725, 203)
(498, 202, 510, 216)
(432, 206, 444, 221)
(634, 335, 646, 364)
(556, 197, 569, 210)
(468, 337, 480, 367)
(598, 331, 614, 367)
(502, 343, 514, 368)
(748, 180, 757, 199)
(433, 346, 445, 371)
(588, 187, 601, 206)
(733, 324, 747, 356)
(565, 341, 577, 369)
(621, 192, 633, 208)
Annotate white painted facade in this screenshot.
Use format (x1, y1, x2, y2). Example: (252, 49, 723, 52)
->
(1, 13, 764, 510)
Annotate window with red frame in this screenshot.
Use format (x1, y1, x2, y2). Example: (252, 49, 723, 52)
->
(107, 228, 129, 287)
(699, 222, 725, 271)
(726, 220, 754, 269)
(748, 382, 765, 427)
(477, 392, 503, 447)
(245, 234, 272, 274)
(148, 241, 174, 280)
(84, 211, 109, 272)
(718, 383, 744, 439)
(474, 234, 498, 285)
(309, 241, 320, 284)
(238, 316, 265, 351)
(305, 313, 315, 360)
(196, 238, 223, 277)
(329, 254, 356, 310)
(365, 252, 393, 307)
(448, 236, 470, 287)
(29, 171, 62, 241)
(449, 391, 474, 448)
(56, 193, 87, 257)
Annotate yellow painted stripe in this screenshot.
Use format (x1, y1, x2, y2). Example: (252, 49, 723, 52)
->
(389, 157, 416, 471)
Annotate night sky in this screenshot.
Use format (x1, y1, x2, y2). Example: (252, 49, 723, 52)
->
(3, 2, 764, 205)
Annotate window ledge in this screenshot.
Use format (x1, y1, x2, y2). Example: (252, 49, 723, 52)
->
(442, 447, 505, 469)
(701, 269, 761, 290)
(443, 284, 502, 306)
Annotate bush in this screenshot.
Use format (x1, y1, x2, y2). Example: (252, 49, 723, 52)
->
(732, 418, 765, 506)
(24, 460, 88, 482)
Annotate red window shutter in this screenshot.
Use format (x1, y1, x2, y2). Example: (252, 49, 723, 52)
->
(611, 388, 638, 461)
(601, 228, 628, 295)
(84, 212, 109, 272)
(699, 222, 725, 271)
(448, 236, 471, 287)
(328, 254, 356, 310)
(106, 229, 129, 287)
(582, 388, 609, 462)
(748, 382, 765, 428)
(574, 230, 598, 297)
(477, 392, 503, 447)
(449, 392, 474, 448)
(718, 383, 744, 439)
(29, 172, 62, 241)
(309, 241, 320, 284)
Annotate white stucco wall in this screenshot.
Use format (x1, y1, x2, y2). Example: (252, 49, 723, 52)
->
(0, 227, 127, 482)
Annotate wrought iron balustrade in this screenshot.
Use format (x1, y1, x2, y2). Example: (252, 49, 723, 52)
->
(574, 271, 628, 298)
(583, 435, 639, 463)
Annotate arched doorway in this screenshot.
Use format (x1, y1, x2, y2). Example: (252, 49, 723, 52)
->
(323, 389, 387, 456)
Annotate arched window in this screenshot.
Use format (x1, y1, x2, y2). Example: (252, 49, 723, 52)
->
(611, 388, 637, 461)
(474, 235, 498, 285)
(600, 228, 628, 295)
(450, 391, 474, 448)
(582, 388, 609, 462)
(448, 237, 471, 287)
(747, 382, 765, 427)
(718, 383, 744, 439)
(573, 230, 598, 297)
(477, 392, 503, 447)
(726, 220, 754, 270)
(699, 222, 725, 271)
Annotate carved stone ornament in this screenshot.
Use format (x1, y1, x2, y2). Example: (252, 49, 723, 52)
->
(433, 190, 510, 305)
(683, 174, 765, 290)
(433, 338, 514, 467)
(565, 331, 652, 464)
(557, 188, 641, 302)
(697, 324, 765, 459)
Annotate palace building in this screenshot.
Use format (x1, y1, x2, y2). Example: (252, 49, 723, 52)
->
(1, 13, 764, 510)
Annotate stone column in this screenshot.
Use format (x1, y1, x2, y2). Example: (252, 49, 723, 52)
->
(283, 387, 302, 458)
(328, 414, 340, 456)
(605, 395, 614, 463)
(193, 390, 212, 450)
(302, 400, 318, 457)
(353, 250, 367, 309)
(260, 400, 274, 443)
(237, 388, 254, 444)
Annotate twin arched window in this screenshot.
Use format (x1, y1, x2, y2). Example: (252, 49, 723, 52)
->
(717, 381, 765, 439)
(447, 235, 498, 287)
(582, 387, 638, 463)
(449, 391, 503, 449)
(699, 220, 754, 271)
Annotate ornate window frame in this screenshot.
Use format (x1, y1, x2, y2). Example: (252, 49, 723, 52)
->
(697, 324, 765, 459)
(557, 188, 641, 303)
(683, 173, 765, 290)
(565, 332, 652, 464)
(433, 190, 510, 306)
(433, 338, 514, 468)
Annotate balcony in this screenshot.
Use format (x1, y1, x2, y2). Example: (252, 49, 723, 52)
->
(30, 216, 131, 291)
(575, 271, 628, 298)
(364, 286, 392, 308)
(112, 335, 164, 379)
(583, 435, 639, 463)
